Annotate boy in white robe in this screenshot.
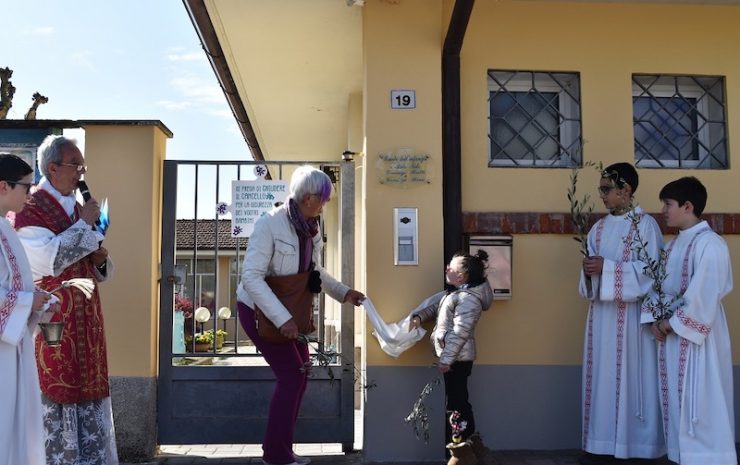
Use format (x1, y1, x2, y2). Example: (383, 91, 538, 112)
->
(647, 176, 736, 465)
(0, 154, 51, 465)
(579, 162, 665, 464)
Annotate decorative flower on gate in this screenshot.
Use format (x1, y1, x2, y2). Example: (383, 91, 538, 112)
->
(232, 225, 243, 236)
(254, 165, 267, 178)
(216, 202, 229, 216)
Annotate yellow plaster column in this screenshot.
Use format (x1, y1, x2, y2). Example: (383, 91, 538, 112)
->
(80, 120, 171, 461)
(362, 1, 446, 461)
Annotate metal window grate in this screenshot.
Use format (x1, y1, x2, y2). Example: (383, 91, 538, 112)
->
(633, 75, 728, 169)
(488, 70, 582, 168)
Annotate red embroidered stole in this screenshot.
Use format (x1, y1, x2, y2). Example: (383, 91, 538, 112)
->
(14, 189, 110, 404)
(0, 225, 23, 336)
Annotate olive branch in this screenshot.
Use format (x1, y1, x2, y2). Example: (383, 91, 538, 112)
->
(567, 160, 603, 257)
(297, 334, 377, 392)
(627, 212, 677, 321)
(403, 374, 441, 444)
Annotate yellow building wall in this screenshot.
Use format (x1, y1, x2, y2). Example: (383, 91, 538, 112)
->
(456, 1, 740, 366)
(363, 0, 446, 366)
(83, 124, 168, 377)
(461, 1, 740, 213)
(362, 1, 740, 368)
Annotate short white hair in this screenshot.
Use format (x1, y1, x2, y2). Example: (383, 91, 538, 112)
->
(37, 135, 79, 178)
(289, 165, 333, 202)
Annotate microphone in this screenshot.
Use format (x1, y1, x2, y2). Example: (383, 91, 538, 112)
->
(77, 180, 101, 226)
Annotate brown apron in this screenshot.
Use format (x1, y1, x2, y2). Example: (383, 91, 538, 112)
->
(255, 271, 315, 343)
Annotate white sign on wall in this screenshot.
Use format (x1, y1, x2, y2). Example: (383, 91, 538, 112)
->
(231, 180, 288, 237)
(390, 89, 416, 109)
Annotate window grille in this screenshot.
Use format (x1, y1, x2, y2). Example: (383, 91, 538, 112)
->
(488, 70, 582, 167)
(633, 75, 728, 169)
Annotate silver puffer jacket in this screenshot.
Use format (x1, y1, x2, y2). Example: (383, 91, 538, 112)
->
(411, 281, 493, 366)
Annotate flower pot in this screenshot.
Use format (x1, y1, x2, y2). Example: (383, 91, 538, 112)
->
(216, 334, 225, 350)
(194, 342, 212, 352)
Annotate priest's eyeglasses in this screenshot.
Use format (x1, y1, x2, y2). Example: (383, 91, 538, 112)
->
(56, 162, 87, 173)
(9, 181, 34, 194)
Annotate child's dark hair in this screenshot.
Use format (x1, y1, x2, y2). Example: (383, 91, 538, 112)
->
(0, 154, 33, 184)
(453, 249, 489, 286)
(602, 162, 639, 194)
(659, 176, 707, 217)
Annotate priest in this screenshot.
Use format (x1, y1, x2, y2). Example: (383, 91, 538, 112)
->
(14, 136, 118, 465)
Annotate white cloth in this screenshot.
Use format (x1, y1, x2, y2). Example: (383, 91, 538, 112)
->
(0, 217, 46, 465)
(40, 396, 119, 465)
(578, 208, 665, 458)
(641, 221, 736, 465)
(237, 205, 350, 328)
(362, 298, 426, 358)
(15, 180, 110, 281)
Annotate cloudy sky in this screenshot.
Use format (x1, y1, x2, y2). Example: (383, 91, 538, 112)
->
(0, 0, 250, 161)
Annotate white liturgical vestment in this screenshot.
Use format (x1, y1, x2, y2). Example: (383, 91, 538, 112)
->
(579, 207, 665, 458)
(0, 217, 46, 465)
(641, 221, 736, 465)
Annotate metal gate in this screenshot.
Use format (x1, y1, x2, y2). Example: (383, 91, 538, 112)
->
(157, 159, 356, 448)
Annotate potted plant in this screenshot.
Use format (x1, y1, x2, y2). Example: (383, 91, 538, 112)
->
(185, 331, 214, 352)
(215, 329, 227, 349)
(201, 329, 228, 350)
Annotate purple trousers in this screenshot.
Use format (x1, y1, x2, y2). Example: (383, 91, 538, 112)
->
(238, 301, 309, 465)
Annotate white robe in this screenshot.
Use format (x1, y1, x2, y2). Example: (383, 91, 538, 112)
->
(641, 221, 736, 465)
(0, 217, 46, 465)
(579, 207, 665, 458)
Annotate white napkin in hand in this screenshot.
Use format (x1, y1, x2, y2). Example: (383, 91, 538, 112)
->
(362, 297, 426, 359)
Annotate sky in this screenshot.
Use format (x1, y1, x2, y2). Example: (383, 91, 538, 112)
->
(0, 0, 251, 161)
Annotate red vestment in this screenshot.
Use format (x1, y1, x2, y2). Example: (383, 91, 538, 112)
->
(13, 189, 109, 404)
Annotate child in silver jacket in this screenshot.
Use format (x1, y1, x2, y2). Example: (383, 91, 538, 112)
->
(410, 250, 493, 449)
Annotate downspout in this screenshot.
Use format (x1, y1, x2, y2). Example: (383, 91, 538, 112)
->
(442, 0, 474, 263)
(183, 0, 265, 161)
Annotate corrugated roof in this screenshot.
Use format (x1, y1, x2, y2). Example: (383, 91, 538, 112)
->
(176, 219, 246, 250)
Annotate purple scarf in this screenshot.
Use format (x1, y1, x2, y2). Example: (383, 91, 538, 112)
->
(287, 198, 318, 272)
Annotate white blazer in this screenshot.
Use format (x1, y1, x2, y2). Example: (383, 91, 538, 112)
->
(236, 205, 350, 328)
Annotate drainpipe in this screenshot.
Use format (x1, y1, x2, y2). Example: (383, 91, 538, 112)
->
(183, 0, 264, 161)
(442, 0, 474, 263)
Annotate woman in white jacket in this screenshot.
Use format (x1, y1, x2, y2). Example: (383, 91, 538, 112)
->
(236, 165, 364, 465)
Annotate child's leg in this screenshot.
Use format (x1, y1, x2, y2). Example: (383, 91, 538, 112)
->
(444, 361, 475, 443)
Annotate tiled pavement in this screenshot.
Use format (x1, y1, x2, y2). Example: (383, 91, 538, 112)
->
(128, 414, 671, 465)
(127, 446, 669, 465)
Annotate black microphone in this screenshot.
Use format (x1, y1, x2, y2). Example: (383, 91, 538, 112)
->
(77, 180, 101, 226)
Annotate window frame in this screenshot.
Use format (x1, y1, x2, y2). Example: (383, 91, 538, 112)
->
(632, 75, 728, 169)
(488, 70, 582, 168)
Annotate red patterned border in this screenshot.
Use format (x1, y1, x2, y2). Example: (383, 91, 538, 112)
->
(0, 229, 23, 335)
(613, 223, 636, 429)
(463, 212, 740, 235)
(583, 303, 595, 447)
(593, 219, 605, 254)
(659, 342, 669, 435)
(675, 308, 712, 336)
(678, 338, 690, 403)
